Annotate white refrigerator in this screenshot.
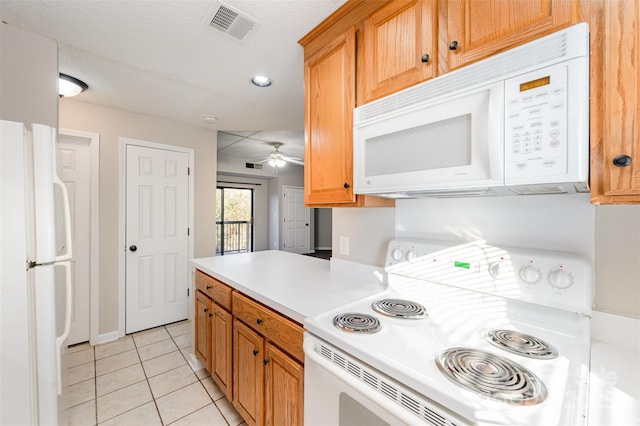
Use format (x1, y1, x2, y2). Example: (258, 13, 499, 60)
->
(1, 119, 73, 425)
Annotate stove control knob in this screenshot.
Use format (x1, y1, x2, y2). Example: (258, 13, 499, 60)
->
(406, 250, 418, 262)
(519, 265, 542, 284)
(391, 248, 404, 261)
(488, 261, 503, 278)
(547, 269, 574, 290)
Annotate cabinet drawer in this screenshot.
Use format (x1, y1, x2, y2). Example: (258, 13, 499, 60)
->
(196, 270, 232, 311)
(232, 292, 304, 363)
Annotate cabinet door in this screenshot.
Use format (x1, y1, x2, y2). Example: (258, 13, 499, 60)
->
(304, 26, 357, 205)
(211, 303, 233, 400)
(264, 343, 304, 426)
(444, 0, 576, 72)
(597, 0, 640, 201)
(362, 0, 436, 103)
(194, 291, 211, 371)
(233, 319, 264, 426)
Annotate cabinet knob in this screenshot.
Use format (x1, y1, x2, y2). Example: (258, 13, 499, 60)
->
(253, 349, 259, 356)
(421, 54, 430, 63)
(208, 313, 213, 318)
(263, 359, 269, 365)
(613, 154, 632, 167)
(343, 182, 350, 189)
(204, 308, 208, 312)
(206, 285, 213, 290)
(449, 41, 459, 51)
(256, 318, 263, 325)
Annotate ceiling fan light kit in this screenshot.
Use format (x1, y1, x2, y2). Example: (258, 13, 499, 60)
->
(256, 142, 304, 168)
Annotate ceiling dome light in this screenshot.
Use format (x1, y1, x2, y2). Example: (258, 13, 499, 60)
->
(59, 73, 88, 97)
(251, 75, 272, 87)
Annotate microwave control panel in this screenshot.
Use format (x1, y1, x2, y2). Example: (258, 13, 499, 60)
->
(504, 65, 569, 179)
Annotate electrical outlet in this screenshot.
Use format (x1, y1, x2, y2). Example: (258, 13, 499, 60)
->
(339, 236, 349, 255)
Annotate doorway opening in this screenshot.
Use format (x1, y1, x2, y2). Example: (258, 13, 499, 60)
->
(216, 187, 254, 255)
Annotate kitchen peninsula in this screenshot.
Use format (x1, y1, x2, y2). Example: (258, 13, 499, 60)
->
(190, 250, 384, 426)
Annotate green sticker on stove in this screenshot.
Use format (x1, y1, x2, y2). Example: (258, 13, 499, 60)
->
(454, 261, 471, 269)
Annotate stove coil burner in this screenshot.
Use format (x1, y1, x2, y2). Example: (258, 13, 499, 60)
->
(371, 299, 427, 319)
(487, 329, 558, 359)
(435, 347, 548, 405)
(333, 313, 381, 334)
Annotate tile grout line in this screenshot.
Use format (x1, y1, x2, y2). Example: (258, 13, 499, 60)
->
(86, 321, 237, 426)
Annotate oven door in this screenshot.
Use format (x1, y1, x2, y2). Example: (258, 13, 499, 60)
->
(304, 333, 465, 426)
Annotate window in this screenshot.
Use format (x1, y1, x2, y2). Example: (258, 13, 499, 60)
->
(216, 187, 254, 255)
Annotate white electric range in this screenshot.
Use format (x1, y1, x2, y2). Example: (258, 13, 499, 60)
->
(304, 238, 592, 425)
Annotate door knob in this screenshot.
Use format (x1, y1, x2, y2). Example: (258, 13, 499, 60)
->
(129, 245, 137, 252)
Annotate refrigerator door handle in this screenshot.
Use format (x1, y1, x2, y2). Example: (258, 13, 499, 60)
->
(55, 261, 72, 395)
(52, 154, 73, 262)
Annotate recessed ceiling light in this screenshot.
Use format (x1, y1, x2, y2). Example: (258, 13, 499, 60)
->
(59, 73, 88, 97)
(251, 75, 272, 87)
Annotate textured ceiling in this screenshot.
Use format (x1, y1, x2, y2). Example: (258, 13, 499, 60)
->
(0, 0, 346, 158)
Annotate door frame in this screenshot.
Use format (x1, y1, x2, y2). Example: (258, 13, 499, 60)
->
(118, 138, 194, 338)
(58, 128, 100, 345)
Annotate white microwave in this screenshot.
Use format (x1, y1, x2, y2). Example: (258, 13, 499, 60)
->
(354, 23, 590, 198)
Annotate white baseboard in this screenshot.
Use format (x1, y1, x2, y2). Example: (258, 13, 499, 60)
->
(314, 246, 332, 250)
(188, 352, 205, 371)
(97, 330, 121, 345)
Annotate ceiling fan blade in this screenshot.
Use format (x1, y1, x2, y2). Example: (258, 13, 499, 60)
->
(255, 158, 270, 164)
(285, 158, 305, 166)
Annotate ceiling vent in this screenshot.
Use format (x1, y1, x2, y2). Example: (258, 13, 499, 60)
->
(208, 1, 259, 41)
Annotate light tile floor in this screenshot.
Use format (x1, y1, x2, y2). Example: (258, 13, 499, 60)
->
(62, 320, 246, 426)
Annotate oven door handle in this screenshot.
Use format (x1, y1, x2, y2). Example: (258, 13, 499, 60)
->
(304, 334, 457, 426)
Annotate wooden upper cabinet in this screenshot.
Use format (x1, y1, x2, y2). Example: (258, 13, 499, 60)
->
(362, 0, 437, 103)
(442, 0, 578, 72)
(304, 27, 357, 205)
(592, 0, 640, 203)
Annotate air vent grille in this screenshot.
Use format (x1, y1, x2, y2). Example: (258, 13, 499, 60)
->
(316, 342, 459, 426)
(208, 1, 258, 41)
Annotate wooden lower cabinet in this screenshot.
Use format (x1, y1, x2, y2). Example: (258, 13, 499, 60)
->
(211, 303, 233, 398)
(264, 343, 304, 426)
(233, 319, 264, 426)
(194, 290, 212, 371)
(195, 271, 305, 426)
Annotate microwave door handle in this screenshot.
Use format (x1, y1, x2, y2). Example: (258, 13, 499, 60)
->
(487, 84, 505, 180)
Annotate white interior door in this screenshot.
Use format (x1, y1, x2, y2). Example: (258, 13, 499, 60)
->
(125, 145, 189, 333)
(58, 136, 91, 345)
(282, 186, 310, 254)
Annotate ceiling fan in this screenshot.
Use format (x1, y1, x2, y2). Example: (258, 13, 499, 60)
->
(256, 142, 304, 168)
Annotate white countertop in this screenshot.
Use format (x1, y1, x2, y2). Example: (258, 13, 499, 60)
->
(190, 250, 386, 324)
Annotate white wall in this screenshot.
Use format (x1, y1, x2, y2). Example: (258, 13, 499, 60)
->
(332, 208, 396, 266)
(332, 195, 640, 319)
(60, 99, 218, 335)
(0, 24, 58, 127)
(314, 208, 332, 249)
(594, 205, 640, 317)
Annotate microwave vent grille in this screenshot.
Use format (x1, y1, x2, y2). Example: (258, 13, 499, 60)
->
(356, 24, 586, 124)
